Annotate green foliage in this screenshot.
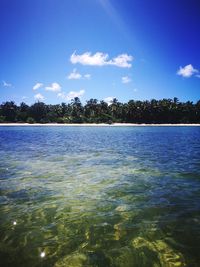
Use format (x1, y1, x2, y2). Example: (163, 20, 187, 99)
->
(29, 102, 47, 122)
(26, 117, 35, 124)
(0, 116, 5, 122)
(0, 97, 200, 124)
(0, 101, 17, 122)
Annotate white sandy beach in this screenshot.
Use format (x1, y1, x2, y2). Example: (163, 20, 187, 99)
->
(0, 123, 200, 127)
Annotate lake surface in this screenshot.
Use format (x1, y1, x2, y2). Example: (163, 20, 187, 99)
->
(0, 126, 200, 267)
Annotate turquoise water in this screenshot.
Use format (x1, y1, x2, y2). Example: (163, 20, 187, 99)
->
(0, 126, 200, 267)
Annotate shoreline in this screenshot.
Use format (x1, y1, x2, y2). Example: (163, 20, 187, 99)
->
(0, 123, 200, 127)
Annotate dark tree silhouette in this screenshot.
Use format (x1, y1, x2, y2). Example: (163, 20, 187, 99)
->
(0, 97, 200, 124)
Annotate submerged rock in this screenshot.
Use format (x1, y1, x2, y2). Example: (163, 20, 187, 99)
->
(132, 236, 186, 267)
(54, 252, 87, 267)
(113, 223, 127, 241)
(109, 246, 160, 267)
(115, 204, 129, 212)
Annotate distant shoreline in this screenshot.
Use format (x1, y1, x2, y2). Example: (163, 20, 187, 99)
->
(0, 123, 200, 127)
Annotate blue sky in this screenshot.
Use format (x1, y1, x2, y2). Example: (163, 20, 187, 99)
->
(0, 0, 199, 105)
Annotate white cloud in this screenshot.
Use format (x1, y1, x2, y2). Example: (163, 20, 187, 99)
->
(45, 82, 61, 92)
(57, 89, 85, 101)
(2, 80, 12, 87)
(57, 92, 65, 99)
(104, 96, 115, 105)
(71, 51, 108, 66)
(33, 82, 43, 90)
(122, 76, 131, 84)
(111, 54, 133, 68)
(67, 69, 91, 80)
(177, 64, 198, 78)
(67, 69, 82, 80)
(34, 93, 45, 101)
(70, 51, 133, 68)
(84, 74, 91, 79)
(22, 96, 29, 100)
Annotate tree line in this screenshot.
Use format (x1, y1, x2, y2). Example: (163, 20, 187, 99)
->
(0, 97, 200, 124)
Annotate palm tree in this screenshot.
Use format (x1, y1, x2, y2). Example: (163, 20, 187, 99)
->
(0, 101, 17, 122)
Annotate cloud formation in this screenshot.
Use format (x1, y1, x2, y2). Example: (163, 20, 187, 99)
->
(67, 69, 91, 80)
(122, 76, 131, 84)
(177, 64, 198, 78)
(104, 96, 115, 105)
(57, 89, 85, 101)
(2, 80, 12, 87)
(34, 93, 44, 101)
(45, 82, 61, 92)
(33, 82, 43, 90)
(67, 69, 82, 80)
(84, 74, 91, 79)
(70, 51, 133, 68)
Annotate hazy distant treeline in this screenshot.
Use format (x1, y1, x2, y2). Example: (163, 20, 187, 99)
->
(0, 97, 200, 124)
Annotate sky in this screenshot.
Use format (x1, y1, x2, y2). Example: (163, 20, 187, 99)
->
(0, 0, 199, 105)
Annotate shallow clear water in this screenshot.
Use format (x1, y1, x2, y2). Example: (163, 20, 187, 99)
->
(0, 126, 200, 267)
